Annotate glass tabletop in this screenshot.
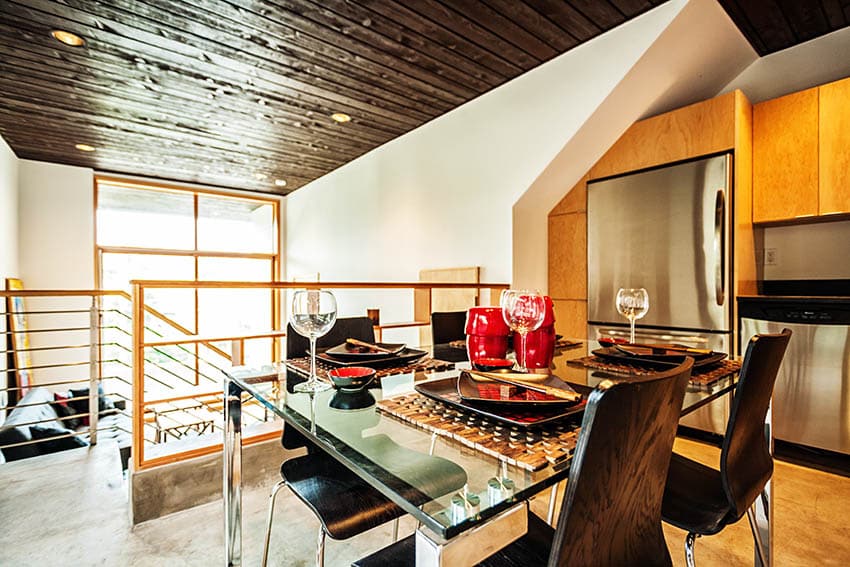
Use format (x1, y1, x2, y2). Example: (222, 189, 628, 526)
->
(226, 341, 737, 541)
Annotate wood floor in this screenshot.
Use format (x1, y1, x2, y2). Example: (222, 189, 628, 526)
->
(530, 436, 850, 566)
(1, 437, 849, 565)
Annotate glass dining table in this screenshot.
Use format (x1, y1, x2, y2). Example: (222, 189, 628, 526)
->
(222, 341, 753, 567)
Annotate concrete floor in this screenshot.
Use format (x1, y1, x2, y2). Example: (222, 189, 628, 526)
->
(1, 438, 849, 566)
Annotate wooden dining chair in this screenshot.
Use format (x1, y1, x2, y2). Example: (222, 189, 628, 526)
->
(661, 329, 791, 567)
(263, 317, 403, 567)
(352, 358, 694, 567)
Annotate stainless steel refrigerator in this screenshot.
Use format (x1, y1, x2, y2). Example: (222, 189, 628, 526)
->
(586, 153, 733, 434)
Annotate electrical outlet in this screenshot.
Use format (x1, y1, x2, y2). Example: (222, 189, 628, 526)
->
(764, 248, 778, 266)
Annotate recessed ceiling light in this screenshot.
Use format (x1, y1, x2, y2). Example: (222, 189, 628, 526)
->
(75, 144, 95, 152)
(274, 179, 287, 187)
(254, 172, 268, 180)
(330, 112, 351, 123)
(51, 30, 85, 47)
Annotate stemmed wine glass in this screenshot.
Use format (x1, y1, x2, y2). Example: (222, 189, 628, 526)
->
(500, 289, 546, 372)
(290, 289, 337, 393)
(615, 288, 649, 344)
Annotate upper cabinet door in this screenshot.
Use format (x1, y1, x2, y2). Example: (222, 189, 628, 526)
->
(753, 88, 819, 223)
(819, 77, 850, 215)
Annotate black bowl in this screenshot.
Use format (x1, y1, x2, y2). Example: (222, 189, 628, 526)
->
(329, 389, 376, 410)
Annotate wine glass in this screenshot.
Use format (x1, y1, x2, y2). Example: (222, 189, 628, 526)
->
(500, 289, 546, 372)
(290, 289, 337, 393)
(615, 288, 649, 344)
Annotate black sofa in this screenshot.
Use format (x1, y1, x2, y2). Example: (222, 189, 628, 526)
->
(0, 386, 131, 467)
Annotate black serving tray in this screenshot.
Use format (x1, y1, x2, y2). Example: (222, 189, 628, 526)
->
(317, 347, 428, 369)
(415, 376, 589, 428)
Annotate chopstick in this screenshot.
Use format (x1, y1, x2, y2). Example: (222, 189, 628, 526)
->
(345, 338, 397, 354)
(466, 371, 582, 402)
(618, 343, 713, 355)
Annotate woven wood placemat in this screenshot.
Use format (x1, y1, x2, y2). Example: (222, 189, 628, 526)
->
(286, 356, 455, 379)
(377, 392, 579, 472)
(568, 356, 741, 390)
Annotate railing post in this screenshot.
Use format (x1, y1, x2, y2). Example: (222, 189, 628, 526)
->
(224, 375, 243, 566)
(231, 339, 244, 367)
(89, 295, 99, 445)
(132, 283, 145, 470)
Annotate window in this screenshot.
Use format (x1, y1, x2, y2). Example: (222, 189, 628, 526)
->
(95, 177, 280, 372)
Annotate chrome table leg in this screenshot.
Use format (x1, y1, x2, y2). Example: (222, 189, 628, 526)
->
(224, 377, 243, 566)
(546, 482, 559, 525)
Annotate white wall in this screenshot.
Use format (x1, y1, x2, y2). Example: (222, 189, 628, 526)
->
(18, 160, 95, 289)
(1, 136, 19, 413)
(0, 136, 18, 284)
(285, 2, 685, 293)
(285, 0, 755, 310)
(723, 25, 850, 103)
(16, 160, 95, 386)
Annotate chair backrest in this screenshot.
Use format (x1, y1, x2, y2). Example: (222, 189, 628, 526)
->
(282, 316, 376, 450)
(430, 311, 467, 345)
(720, 328, 792, 519)
(550, 358, 693, 567)
(285, 316, 376, 359)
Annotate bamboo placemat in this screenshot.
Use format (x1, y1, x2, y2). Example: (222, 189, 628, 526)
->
(568, 356, 741, 390)
(377, 392, 580, 472)
(286, 356, 455, 379)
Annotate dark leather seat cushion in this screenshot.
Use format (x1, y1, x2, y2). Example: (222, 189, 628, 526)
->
(351, 512, 554, 567)
(282, 453, 405, 541)
(351, 533, 414, 567)
(662, 452, 731, 535)
(476, 511, 553, 566)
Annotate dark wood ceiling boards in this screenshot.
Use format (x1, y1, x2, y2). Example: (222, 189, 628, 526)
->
(0, 0, 667, 195)
(717, 0, 850, 56)
(3, 1, 847, 196)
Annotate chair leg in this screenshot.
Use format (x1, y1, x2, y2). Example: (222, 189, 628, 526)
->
(316, 526, 326, 567)
(546, 482, 560, 526)
(392, 518, 399, 542)
(747, 505, 768, 566)
(262, 480, 287, 567)
(685, 532, 699, 567)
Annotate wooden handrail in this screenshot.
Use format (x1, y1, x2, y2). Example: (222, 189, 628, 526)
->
(130, 279, 509, 471)
(0, 288, 233, 361)
(0, 289, 125, 297)
(130, 280, 509, 290)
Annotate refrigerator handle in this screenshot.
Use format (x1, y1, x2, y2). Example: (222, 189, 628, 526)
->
(714, 188, 726, 306)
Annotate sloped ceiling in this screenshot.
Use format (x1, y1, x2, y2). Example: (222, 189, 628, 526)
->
(0, 1, 847, 196)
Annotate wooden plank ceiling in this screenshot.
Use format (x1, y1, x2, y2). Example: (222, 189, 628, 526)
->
(0, 1, 847, 196)
(0, 0, 669, 195)
(717, 0, 850, 56)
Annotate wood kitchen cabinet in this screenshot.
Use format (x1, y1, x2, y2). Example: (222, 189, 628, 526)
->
(752, 76, 850, 223)
(819, 76, 850, 215)
(752, 88, 819, 223)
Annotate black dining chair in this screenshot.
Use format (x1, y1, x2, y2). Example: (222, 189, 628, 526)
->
(661, 329, 791, 567)
(262, 317, 404, 567)
(352, 358, 694, 567)
(285, 315, 376, 360)
(430, 310, 468, 362)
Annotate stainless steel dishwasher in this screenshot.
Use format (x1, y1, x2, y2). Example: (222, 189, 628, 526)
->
(738, 296, 850, 457)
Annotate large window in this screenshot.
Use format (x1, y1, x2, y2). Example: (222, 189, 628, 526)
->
(95, 177, 280, 369)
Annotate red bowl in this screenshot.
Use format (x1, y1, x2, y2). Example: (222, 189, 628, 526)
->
(598, 337, 628, 347)
(471, 357, 514, 372)
(327, 366, 376, 390)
